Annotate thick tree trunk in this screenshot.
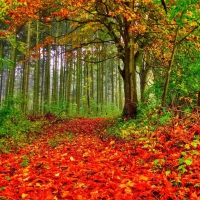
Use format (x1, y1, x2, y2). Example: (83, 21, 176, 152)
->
(121, 11, 137, 119)
(122, 61, 137, 119)
(121, 46, 137, 119)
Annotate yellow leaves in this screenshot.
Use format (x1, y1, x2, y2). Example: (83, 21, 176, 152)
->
(0, 0, 9, 20)
(90, 190, 99, 199)
(70, 156, 75, 161)
(119, 183, 127, 188)
(139, 175, 148, 181)
(185, 144, 190, 150)
(21, 193, 28, 198)
(124, 187, 132, 194)
(119, 180, 134, 194)
(190, 21, 198, 27)
(35, 182, 41, 187)
(55, 173, 60, 177)
(109, 140, 115, 145)
(23, 167, 29, 176)
(83, 151, 89, 157)
(186, 11, 193, 17)
(126, 180, 135, 187)
(141, 0, 151, 3)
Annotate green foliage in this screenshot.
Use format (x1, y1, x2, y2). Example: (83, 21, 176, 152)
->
(0, 96, 31, 137)
(0, 56, 14, 70)
(105, 104, 173, 139)
(154, 159, 165, 169)
(0, 138, 12, 153)
(158, 109, 172, 125)
(20, 155, 29, 167)
(8, 35, 27, 54)
(47, 132, 73, 148)
(178, 152, 193, 174)
(44, 98, 121, 118)
(168, 46, 200, 109)
(66, 132, 73, 142)
(44, 101, 66, 115)
(0, 95, 42, 153)
(47, 138, 58, 148)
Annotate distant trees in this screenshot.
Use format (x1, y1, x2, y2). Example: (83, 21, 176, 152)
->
(0, 0, 199, 118)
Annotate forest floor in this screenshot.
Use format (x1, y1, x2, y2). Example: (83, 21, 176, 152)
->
(0, 117, 200, 200)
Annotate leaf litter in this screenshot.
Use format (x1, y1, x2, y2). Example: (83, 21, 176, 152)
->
(0, 116, 200, 199)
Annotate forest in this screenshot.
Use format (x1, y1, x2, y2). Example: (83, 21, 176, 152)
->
(0, 0, 200, 199)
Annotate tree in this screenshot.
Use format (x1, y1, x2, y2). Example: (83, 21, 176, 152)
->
(2, 0, 200, 118)
(33, 20, 40, 115)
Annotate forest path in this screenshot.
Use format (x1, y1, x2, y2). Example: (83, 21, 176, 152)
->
(0, 118, 200, 199)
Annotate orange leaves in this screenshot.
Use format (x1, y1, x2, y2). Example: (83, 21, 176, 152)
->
(43, 36, 55, 46)
(0, 117, 200, 199)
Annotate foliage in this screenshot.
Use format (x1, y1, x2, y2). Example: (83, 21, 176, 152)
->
(47, 132, 73, 148)
(20, 155, 29, 167)
(44, 99, 121, 118)
(0, 96, 42, 153)
(0, 56, 14, 70)
(0, 96, 31, 137)
(105, 103, 174, 140)
(0, 0, 199, 118)
(168, 46, 200, 108)
(0, 116, 200, 199)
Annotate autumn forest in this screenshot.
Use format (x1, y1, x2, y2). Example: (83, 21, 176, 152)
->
(0, 0, 200, 199)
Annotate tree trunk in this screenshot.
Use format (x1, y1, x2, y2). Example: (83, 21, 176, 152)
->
(52, 24, 59, 106)
(44, 44, 51, 112)
(139, 51, 151, 103)
(86, 61, 91, 114)
(59, 49, 64, 103)
(111, 60, 114, 104)
(90, 62, 94, 100)
(121, 12, 137, 119)
(33, 20, 40, 115)
(40, 47, 45, 114)
(122, 54, 137, 119)
(76, 49, 81, 114)
(22, 23, 31, 114)
(0, 40, 3, 105)
(66, 59, 73, 114)
(7, 34, 17, 99)
(162, 25, 180, 107)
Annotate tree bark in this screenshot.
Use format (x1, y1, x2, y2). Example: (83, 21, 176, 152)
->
(162, 25, 180, 107)
(22, 23, 31, 114)
(76, 49, 81, 114)
(121, 6, 137, 119)
(33, 20, 40, 115)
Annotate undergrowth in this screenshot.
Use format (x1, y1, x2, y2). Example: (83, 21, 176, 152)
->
(0, 96, 43, 153)
(105, 105, 200, 140)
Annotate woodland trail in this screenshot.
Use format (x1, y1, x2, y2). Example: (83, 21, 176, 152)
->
(0, 118, 200, 199)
